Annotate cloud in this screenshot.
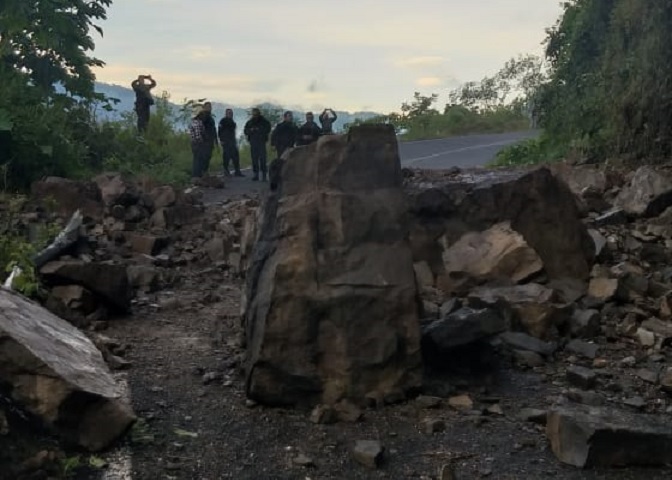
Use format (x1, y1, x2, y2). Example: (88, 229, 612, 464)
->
(415, 77, 443, 88)
(395, 56, 446, 70)
(173, 45, 227, 61)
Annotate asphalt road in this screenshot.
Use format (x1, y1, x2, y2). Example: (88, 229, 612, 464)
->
(399, 130, 538, 169)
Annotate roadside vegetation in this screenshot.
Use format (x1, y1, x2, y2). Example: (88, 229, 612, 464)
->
(493, 0, 672, 167)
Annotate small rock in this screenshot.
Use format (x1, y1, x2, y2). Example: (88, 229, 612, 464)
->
(518, 408, 547, 425)
(202, 371, 222, 385)
(636, 328, 656, 347)
(566, 339, 599, 359)
(335, 400, 363, 423)
(588, 278, 619, 303)
(485, 404, 503, 416)
(416, 395, 442, 409)
(621, 356, 637, 367)
(566, 365, 598, 390)
(595, 209, 627, 227)
(310, 405, 337, 424)
(293, 453, 314, 467)
(448, 394, 473, 411)
(623, 396, 646, 409)
(353, 440, 384, 469)
(422, 418, 446, 434)
(637, 368, 660, 385)
(566, 389, 605, 406)
(660, 368, 672, 393)
(439, 463, 457, 480)
(570, 309, 601, 338)
(592, 358, 608, 369)
(512, 349, 545, 368)
(499, 332, 556, 356)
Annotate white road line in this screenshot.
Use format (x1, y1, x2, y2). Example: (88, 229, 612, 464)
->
(402, 139, 519, 165)
(101, 374, 133, 480)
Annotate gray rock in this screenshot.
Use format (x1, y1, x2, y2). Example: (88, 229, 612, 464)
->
(547, 405, 672, 467)
(422, 418, 446, 434)
(416, 395, 442, 409)
(566, 365, 597, 390)
(353, 440, 385, 469)
(637, 368, 660, 385)
(499, 332, 556, 357)
(660, 367, 672, 393)
(423, 307, 507, 351)
(623, 396, 646, 410)
(569, 309, 601, 338)
(566, 389, 605, 406)
(614, 166, 672, 217)
(518, 408, 547, 425)
(0, 288, 135, 450)
(566, 339, 599, 359)
(595, 208, 627, 227)
(512, 349, 545, 368)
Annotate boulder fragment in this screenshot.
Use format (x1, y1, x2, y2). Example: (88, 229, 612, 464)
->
(547, 405, 672, 467)
(0, 287, 135, 450)
(614, 166, 672, 217)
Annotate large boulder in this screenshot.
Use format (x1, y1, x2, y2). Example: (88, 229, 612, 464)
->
(40, 260, 132, 313)
(0, 287, 135, 450)
(244, 125, 422, 407)
(614, 166, 672, 217)
(93, 172, 141, 208)
(406, 167, 595, 286)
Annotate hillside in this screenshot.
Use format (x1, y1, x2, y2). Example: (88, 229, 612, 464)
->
(94, 81, 381, 132)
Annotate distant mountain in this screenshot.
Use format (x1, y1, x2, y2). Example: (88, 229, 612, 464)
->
(93, 82, 381, 133)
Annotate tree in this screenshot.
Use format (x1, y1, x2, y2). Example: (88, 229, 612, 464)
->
(0, 0, 112, 98)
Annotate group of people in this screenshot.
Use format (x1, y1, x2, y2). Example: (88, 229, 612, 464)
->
(190, 106, 338, 182)
(131, 74, 338, 182)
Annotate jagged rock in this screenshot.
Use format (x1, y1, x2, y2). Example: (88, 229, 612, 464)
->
(40, 260, 131, 312)
(468, 284, 569, 339)
(569, 309, 601, 338)
(353, 440, 384, 469)
(244, 126, 422, 407)
(566, 339, 599, 359)
(30, 177, 103, 220)
(499, 332, 556, 357)
(127, 265, 162, 292)
(0, 287, 135, 450)
(614, 166, 672, 217)
(547, 405, 672, 467)
(124, 233, 169, 256)
(566, 365, 597, 390)
(204, 236, 232, 263)
(587, 277, 618, 303)
(422, 307, 507, 353)
(406, 167, 595, 283)
(149, 185, 178, 209)
(49, 285, 97, 315)
(437, 221, 543, 294)
(93, 172, 140, 207)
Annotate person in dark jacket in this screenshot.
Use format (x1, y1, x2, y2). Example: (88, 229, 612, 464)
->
(319, 108, 337, 134)
(297, 112, 322, 146)
(243, 108, 272, 181)
(131, 74, 157, 133)
(200, 102, 218, 174)
(271, 111, 298, 159)
(218, 108, 243, 176)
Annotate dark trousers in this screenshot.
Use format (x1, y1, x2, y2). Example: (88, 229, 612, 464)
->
(222, 142, 241, 173)
(191, 143, 213, 177)
(276, 145, 291, 159)
(250, 141, 267, 175)
(136, 108, 150, 133)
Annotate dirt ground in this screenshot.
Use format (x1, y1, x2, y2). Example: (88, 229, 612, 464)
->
(93, 177, 672, 480)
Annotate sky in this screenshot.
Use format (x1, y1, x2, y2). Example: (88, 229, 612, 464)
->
(92, 0, 563, 113)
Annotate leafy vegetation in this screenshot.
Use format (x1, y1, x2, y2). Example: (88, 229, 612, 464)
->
(495, 0, 672, 166)
(348, 54, 542, 141)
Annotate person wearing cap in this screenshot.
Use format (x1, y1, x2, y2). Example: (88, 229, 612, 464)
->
(271, 111, 298, 159)
(218, 108, 243, 177)
(319, 108, 338, 134)
(189, 105, 210, 178)
(244, 108, 272, 182)
(297, 112, 322, 146)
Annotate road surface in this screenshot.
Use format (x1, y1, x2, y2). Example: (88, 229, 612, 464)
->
(203, 131, 536, 203)
(399, 130, 538, 169)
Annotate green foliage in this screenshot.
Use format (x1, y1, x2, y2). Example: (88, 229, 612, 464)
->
(490, 135, 565, 167)
(0, 195, 58, 297)
(537, 0, 672, 162)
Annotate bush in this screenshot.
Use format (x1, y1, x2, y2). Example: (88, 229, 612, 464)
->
(489, 135, 567, 167)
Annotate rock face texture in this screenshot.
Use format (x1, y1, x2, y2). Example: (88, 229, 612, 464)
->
(0, 287, 135, 451)
(406, 168, 596, 293)
(243, 125, 423, 407)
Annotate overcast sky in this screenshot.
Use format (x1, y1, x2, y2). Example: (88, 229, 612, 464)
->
(92, 0, 562, 113)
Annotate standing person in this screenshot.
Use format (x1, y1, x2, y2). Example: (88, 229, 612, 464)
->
(271, 111, 298, 158)
(131, 75, 157, 133)
(201, 102, 218, 174)
(319, 108, 338, 134)
(243, 108, 272, 182)
(297, 112, 322, 146)
(218, 108, 243, 177)
(189, 106, 208, 178)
